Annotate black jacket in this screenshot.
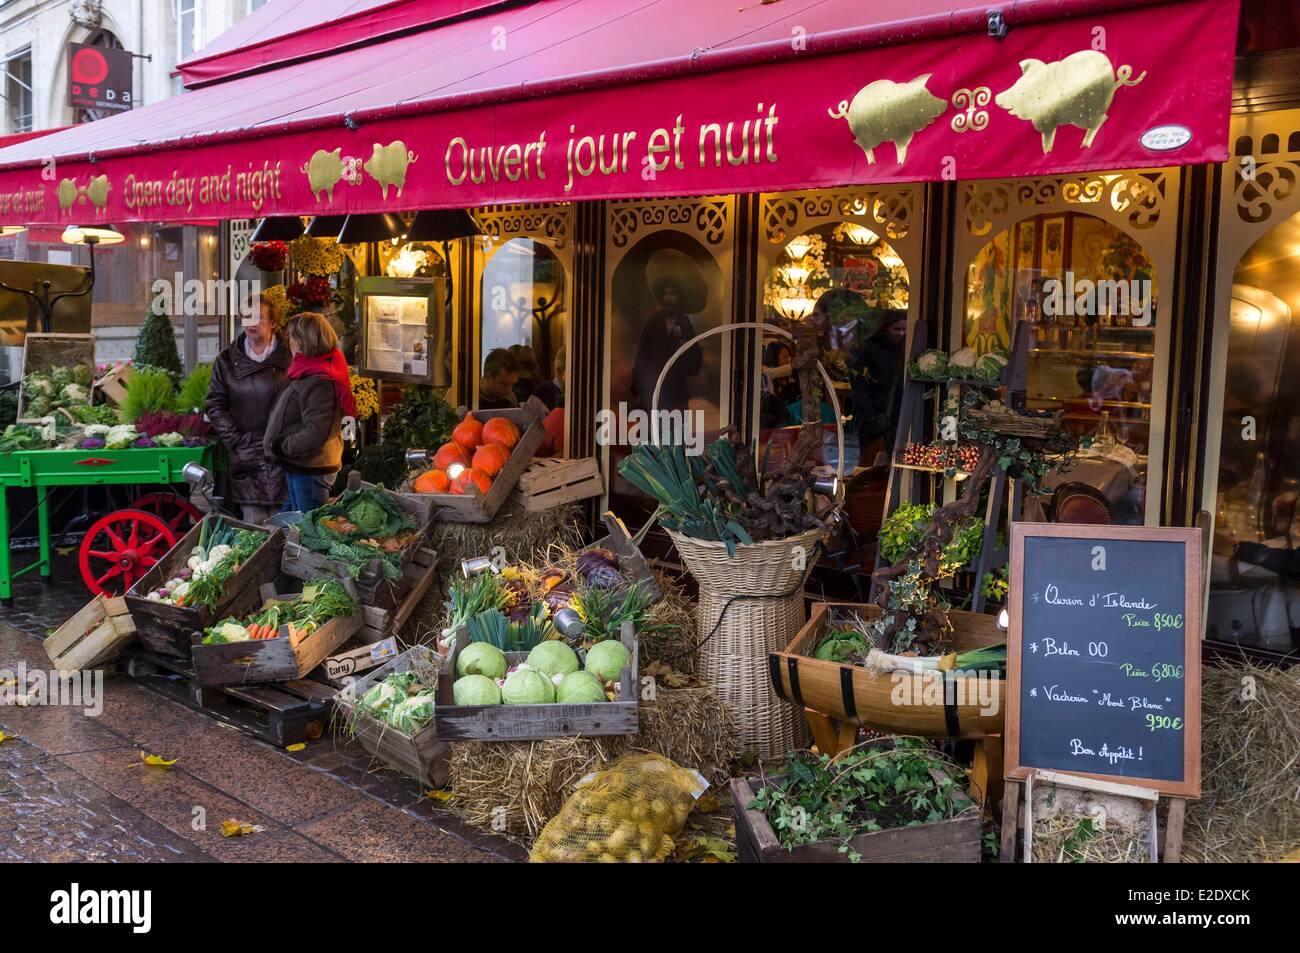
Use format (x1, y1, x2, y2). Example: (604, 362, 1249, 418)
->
(205, 334, 290, 506)
(263, 374, 343, 475)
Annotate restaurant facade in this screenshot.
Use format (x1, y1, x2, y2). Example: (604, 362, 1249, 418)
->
(0, 0, 1295, 662)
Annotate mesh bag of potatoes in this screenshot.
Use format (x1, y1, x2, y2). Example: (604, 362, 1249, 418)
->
(530, 753, 710, 863)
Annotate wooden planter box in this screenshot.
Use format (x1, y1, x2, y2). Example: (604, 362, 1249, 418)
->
(508, 457, 604, 513)
(399, 400, 547, 524)
(282, 480, 430, 608)
(44, 594, 137, 675)
(17, 332, 96, 422)
(769, 602, 1005, 739)
(190, 578, 365, 687)
(335, 645, 448, 788)
(124, 518, 283, 660)
(433, 621, 639, 741)
(731, 771, 981, 863)
(589, 512, 661, 602)
(94, 363, 134, 408)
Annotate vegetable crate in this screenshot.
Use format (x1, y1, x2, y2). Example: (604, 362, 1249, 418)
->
(335, 644, 448, 788)
(16, 332, 95, 422)
(124, 648, 335, 747)
(124, 518, 284, 660)
(320, 546, 438, 684)
(590, 512, 661, 602)
(507, 457, 604, 513)
(730, 771, 981, 863)
(434, 621, 639, 741)
(400, 401, 548, 524)
(190, 580, 366, 687)
(771, 602, 1005, 739)
(282, 477, 430, 609)
(93, 363, 134, 408)
(43, 594, 137, 675)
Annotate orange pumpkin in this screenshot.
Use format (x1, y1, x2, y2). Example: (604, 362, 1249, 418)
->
(451, 467, 493, 495)
(472, 443, 510, 476)
(433, 442, 470, 471)
(452, 414, 484, 451)
(482, 416, 521, 449)
(412, 469, 450, 494)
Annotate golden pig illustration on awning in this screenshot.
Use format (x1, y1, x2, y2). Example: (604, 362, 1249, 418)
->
(828, 74, 947, 166)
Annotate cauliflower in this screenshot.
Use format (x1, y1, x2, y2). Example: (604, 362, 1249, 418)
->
(915, 350, 948, 377)
(977, 352, 1009, 380)
(23, 375, 53, 396)
(155, 432, 184, 448)
(84, 424, 111, 438)
(948, 347, 978, 371)
(59, 383, 88, 404)
(105, 425, 139, 450)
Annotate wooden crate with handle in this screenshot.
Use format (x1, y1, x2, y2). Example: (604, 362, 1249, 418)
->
(189, 578, 364, 687)
(335, 644, 448, 788)
(399, 398, 548, 523)
(44, 594, 137, 675)
(508, 457, 604, 513)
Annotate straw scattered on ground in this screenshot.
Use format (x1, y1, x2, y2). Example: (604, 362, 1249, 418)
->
(447, 684, 740, 839)
(1031, 814, 1151, 863)
(1184, 658, 1300, 863)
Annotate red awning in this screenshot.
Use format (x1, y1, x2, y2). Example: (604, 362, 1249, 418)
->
(0, 0, 1240, 226)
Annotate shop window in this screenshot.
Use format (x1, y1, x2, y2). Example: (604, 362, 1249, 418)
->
(476, 237, 567, 412)
(760, 221, 910, 473)
(962, 212, 1158, 525)
(1207, 212, 1300, 656)
(177, 0, 201, 62)
(5, 48, 31, 134)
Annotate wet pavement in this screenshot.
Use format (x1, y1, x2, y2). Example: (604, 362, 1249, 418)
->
(0, 552, 525, 863)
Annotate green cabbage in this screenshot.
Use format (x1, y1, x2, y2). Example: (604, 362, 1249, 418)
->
(346, 497, 388, 536)
(527, 641, 579, 677)
(457, 642, 507, 680)
(584, 640, 632, 682)
(501, 666, 555, 705)
(557, 670, 606, 704)
(453, 674, 503, 706)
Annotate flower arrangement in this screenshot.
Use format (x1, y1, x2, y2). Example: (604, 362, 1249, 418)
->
(249, 241, 288, 272)
(350, 369, 379, 421)
(262, 284, 290, 327)
(288, 275, 332, 308)
(288, 234, 345, 276)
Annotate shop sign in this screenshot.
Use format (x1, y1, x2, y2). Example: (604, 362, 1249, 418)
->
(1004, 524, 1202, 798)
(1140, 124, 1193, 152)
(68, 43, 133, 113)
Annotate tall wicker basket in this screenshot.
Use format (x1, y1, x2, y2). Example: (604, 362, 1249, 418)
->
(667, 527, 823, 759)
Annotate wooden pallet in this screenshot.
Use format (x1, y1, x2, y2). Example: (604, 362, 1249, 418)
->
(507, 457, 604, 513)
(123, 648, 335, 747)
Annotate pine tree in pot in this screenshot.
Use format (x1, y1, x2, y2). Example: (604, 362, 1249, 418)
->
(133, 308, 184, 380)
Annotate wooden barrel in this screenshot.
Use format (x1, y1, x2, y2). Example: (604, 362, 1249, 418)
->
(770, 603, 1005, 739)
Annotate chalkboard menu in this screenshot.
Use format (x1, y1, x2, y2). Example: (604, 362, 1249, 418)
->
(1005, 523, 1202, 797)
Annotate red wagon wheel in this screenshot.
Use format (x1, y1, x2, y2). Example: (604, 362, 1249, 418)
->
(130, 492, 202, 533)
(79, 509, 177, 597)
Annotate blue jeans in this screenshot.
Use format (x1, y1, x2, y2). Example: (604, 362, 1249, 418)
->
(282, 470, 338, 513)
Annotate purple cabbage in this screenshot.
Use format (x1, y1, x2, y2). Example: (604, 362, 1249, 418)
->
(77, 438, 106, 450)
(133, 436, 155, 448)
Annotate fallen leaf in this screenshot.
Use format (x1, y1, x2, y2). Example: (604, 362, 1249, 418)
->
(424, 789, 454, 801)
(285, 743, 306, 752)
(694, 793, 720, 815)
(673, 835, 736, 864)
(0, 731, 8, 743)
(139, 752, 178, 768)
(305, 721, 323, 740)
(219, 819, 265, 838)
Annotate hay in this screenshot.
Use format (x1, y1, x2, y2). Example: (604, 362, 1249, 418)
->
(1184, 659, 1300, 863)
(1031, 814, 1151, 863)
(447, 684, 740, 840)
(639, 569, 700, 672)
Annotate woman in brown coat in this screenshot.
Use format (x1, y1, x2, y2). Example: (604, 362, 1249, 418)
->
(205, 293, 291, 523)
(263, 311, 356, 513)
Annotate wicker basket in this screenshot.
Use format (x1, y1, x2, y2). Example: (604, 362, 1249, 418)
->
(667, 527, 822, 759)
(966, 407, 1062, 438)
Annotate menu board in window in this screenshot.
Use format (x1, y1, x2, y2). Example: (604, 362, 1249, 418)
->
(357, 277, 445, 384)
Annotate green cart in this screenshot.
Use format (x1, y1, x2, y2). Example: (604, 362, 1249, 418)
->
(0, 443, 216, 602)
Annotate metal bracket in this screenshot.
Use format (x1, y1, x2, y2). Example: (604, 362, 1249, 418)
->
(987, 10, 1009, 38)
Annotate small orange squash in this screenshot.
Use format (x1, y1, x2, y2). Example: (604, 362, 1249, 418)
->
(452, 414, 484, 451)
(472, 443, 510, 477)
(433, 442, 470, 471)
(413, 469, 450, 494)
(451, 467, 493, 495)
(481, 416, 521, 450)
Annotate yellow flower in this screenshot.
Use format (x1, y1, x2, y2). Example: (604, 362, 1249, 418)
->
(350, 370, 379, 421)
(263, 284, 290, 326)
(288, 235, 345, 276)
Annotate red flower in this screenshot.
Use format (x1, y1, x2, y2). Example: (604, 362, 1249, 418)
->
(249, 241, 288, 271)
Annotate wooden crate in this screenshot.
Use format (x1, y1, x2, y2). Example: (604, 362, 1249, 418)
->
(318, 547, 438, 684)
(17, 332, 96, 422)
(508, 457, 604, 513)
(124, 648, 334, 747)
(399, 399, 548, 524)
(335, 645, 448, 787)
(189, 579, 365, 687)
(731, 771, 981, 863)
(432, 621, 638, 741)
(770, 602, 1005, 739)
(124, 518, 283, 660)
(282, 481, 430, 608)
(44, 594, 137, 674)
(94, 363, 134, 408)
(589, 512, 661, 602)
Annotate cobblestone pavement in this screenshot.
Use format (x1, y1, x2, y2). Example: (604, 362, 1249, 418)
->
(0, 552, 525, 863)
